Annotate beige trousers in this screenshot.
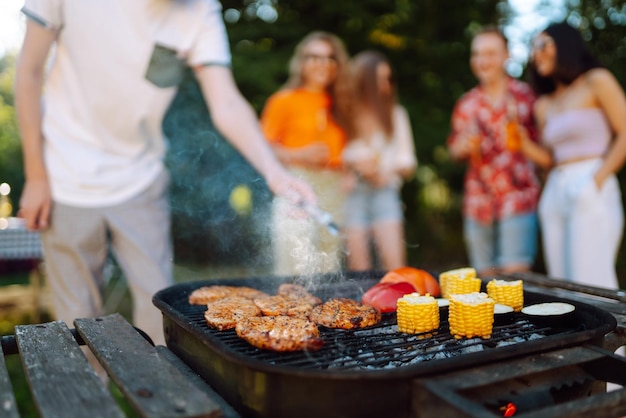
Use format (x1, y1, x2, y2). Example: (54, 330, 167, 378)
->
(41, 171, 172, 346)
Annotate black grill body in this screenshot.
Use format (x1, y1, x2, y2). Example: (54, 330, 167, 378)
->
(153, 272, 617, 418)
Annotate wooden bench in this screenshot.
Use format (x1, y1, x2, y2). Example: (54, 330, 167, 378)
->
(0, 313, 241, 418)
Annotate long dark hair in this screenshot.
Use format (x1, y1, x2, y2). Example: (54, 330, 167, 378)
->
(529, 22, 602, 95)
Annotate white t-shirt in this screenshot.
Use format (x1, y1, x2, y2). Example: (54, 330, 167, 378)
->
(23, 0, 231, 207)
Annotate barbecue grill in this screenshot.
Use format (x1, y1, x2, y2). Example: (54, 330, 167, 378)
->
(153, 271, 624, 418)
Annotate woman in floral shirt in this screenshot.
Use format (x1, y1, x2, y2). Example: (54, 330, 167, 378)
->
(447, 26, 540, 277)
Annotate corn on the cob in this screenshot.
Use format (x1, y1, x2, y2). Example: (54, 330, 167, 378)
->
(486, 279, 524, 312)
(439, 267, 480, 299)
(449, 292, 495, 339)
(397, 293, 439, 334)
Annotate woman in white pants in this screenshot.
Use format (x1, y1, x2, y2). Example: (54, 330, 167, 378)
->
(520, 22, 626, 289)
(539, 159, 623, 288)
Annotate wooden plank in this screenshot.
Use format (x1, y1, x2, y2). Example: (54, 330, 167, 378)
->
(75, 314, 222, 418)
(14, 321, 124, 418)
(0, 349, 20, 418)
(155, 346, 241, 418)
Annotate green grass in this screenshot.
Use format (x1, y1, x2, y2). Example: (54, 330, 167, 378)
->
(4, 355, 38, 418)
(0, 268, 31, 285)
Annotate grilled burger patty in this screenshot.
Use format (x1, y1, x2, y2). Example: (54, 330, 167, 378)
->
(235, 316, 324, 352)
(203, 296, 262, 330)
(254, 294, 315, 318)
(189, 285, 269, 305)
(277, 283, 323, 306)
(309, 298, 382, 329)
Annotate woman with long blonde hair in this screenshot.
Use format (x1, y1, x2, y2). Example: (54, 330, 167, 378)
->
(261, 31, 353, 276)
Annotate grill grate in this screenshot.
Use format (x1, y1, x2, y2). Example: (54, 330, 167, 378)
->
(178, 302, 580, 372)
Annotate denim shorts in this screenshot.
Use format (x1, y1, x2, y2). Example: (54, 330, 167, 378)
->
(344, 182, 403, 228)
(463, 212, 538, 273)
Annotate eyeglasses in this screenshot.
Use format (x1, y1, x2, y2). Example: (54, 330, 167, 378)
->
(302, 53, 337, 65)
(532, 37, 554, 53)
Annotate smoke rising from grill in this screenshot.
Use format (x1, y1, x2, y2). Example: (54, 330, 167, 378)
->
(272, 197, 345, 289)
(163, 70, 346, 279)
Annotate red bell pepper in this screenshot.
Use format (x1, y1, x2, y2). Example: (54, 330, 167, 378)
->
(362, 282, 417, 312)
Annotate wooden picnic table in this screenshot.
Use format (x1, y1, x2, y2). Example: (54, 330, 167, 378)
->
(0, 313, 241, 418)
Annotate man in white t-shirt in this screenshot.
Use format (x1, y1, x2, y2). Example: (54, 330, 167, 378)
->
(15, 0, 316, 345)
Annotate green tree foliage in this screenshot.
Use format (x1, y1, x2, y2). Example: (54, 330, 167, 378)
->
(3, 1, 626, 280)
(562, 0, 626, 83)
(0, 53, 24, 211)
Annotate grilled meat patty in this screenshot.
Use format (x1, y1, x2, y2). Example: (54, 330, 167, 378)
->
(235, 316, 324, 352)
(277, 283, 323, 306)
(309, 298, 382, 329)
(254, 294, 315, 318)
(189, 285, 269, 305)
(203, 296, 262, 330)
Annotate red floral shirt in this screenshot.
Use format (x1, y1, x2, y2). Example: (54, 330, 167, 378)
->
(447, 78, 540, 224)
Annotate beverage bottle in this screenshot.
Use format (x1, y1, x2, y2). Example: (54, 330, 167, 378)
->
(504, 97, 521, 152)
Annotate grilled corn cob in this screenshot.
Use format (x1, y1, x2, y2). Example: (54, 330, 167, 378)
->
(486, 279, 524, 312)
(439, 267, 480, 299)
(449, 292, 495, 339)
(397, 293, 440, 334)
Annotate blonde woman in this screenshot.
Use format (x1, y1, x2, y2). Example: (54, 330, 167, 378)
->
(261, 31, 353, 276)
(342, 51, 417, 271)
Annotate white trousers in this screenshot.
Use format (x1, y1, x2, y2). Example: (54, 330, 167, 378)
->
(538, 159, 624, 289)
(41, 171, 173, 345)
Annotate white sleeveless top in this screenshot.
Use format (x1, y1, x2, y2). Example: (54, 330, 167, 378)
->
(542, 108, 611, 164)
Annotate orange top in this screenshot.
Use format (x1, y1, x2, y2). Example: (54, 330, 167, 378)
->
(261, 88, 346, 168)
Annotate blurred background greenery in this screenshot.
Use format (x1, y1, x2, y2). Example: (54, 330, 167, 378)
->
(2, 0, 626, 288)
(163, 0, 626, 285)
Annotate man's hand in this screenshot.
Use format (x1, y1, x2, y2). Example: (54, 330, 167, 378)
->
(18, 178, 52, 231)
(265, 167, 317, 208)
